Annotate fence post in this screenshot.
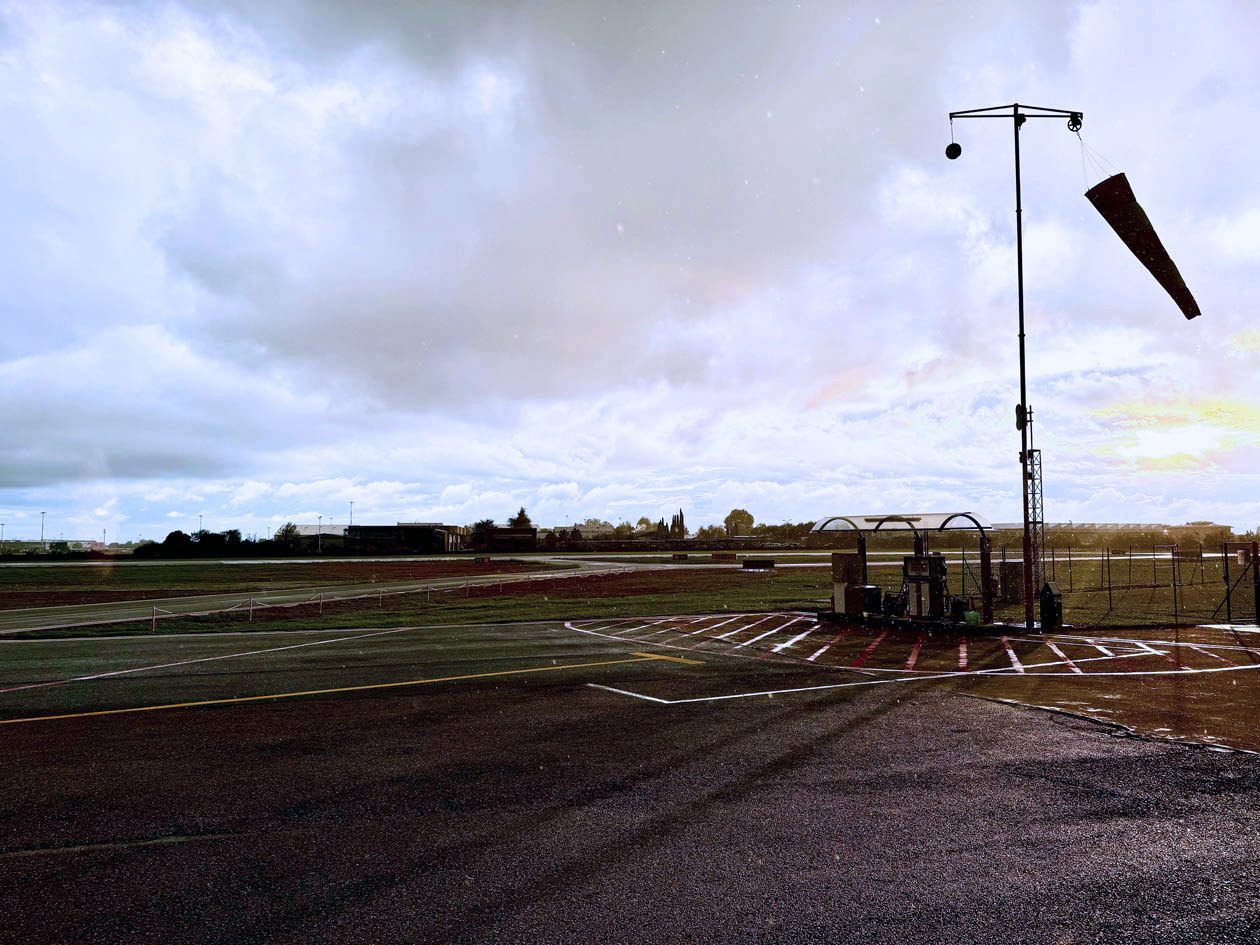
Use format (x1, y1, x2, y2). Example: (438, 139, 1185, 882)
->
(1067, 546, 1073, 591)
(1172, 554, 1180, 627)
(1224, 544, 1233, 624)
(249, 598, 254, 621)
(319, 592, 323, 614)
(379, 588, 383, 608)
(1253, 542, 1260, 625)
(152, 605, 156, 632)
(1128, 545, 1133, 589)
(1106, 549, 1112, 610)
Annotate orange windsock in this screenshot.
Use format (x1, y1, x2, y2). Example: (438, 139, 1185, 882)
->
(1085, 172, 1201, 319)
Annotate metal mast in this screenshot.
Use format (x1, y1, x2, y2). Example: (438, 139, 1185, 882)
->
(946, 103, 1082, 629)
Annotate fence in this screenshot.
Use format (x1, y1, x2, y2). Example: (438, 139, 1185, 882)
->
(1015, 540, 1257, 629)
(862, 541, 1258, 630)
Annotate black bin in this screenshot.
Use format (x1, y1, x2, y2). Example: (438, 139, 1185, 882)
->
(1039, 582, 1063, 633)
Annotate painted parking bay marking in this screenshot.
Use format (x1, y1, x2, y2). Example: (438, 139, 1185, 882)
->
(0, 652, 700, 726)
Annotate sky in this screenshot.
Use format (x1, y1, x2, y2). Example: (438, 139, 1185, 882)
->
(3, 0, 1259, 544)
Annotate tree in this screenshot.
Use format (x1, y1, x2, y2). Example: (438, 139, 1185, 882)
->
(723, 508, 754, 537)
(695, 525, 726, 540)
(470, 518, 495, 549)
(636, 516, 653, 531)
(613, 522, 634, 539)
(161, 530, 194, 556)
(509, 506, 532, 528)
(275, 523, 300, 548)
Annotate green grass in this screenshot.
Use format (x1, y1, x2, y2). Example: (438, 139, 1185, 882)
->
(0, 558, 564, 606)
(8, 568, 835, 639)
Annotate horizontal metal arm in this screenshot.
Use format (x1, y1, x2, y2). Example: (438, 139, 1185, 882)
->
(949, 103, 1082, 120)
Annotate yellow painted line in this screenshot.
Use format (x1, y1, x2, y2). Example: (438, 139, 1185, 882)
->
(0, 653, 693, 726)
(631, 651, 703, 665)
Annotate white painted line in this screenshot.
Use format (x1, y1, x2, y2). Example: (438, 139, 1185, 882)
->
(958, 639, 968, 671)
(587, 657, 1260, 708)
(586, 684, 671, 704)
(0, 626, 413, 695)
(698, 614, 748, 634)
(1087, 639, 1115, 658)
(1187, 643, 1234, 664)
(610, 623, 654, 636)
(771, 623, 818, 653)
(736, 626, 782, 648)
(1135, 640, 1185, 669)
(716, 614, 774, 640)
(1001, 636, 1025, 675)
(1045, 641, 1082, 674)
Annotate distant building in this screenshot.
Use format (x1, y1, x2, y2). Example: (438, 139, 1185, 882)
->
(481, 526, 537, 552)
(1167, 521, 1231, 544)
(346, 523, 468, 554)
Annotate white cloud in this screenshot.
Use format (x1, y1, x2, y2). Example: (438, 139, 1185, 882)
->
(1, 0, 1258, 538)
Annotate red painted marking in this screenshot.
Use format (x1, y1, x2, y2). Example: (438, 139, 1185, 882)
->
(905, 634, 924, 671)
(850, 631, 888, 668)
(1137, 641, 1186, 670)
(1001, 636, 1025, 674)
(806, 628, 852, 662)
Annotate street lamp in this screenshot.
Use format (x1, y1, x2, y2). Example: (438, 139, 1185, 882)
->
(41, 511, 45, 551)
(946, 102, 1082, 630)
(317, 514, 322, 554)
(349, 501, 354, 528)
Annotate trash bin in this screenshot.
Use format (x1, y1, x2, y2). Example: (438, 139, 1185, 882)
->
(1040, 582, 1063, 633)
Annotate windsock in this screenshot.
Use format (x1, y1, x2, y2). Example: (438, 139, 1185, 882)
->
(1085, 172, 1200, 319)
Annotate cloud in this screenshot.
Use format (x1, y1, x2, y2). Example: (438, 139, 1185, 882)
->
(1, 1, 1258, 537)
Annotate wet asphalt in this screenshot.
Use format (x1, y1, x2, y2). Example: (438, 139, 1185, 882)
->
(3, 647, 1260, 944)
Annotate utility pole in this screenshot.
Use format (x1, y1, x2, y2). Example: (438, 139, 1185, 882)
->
(41, 511, 45, 551)
(318, 514, 322, 554)
(946, 102, 1082, 630)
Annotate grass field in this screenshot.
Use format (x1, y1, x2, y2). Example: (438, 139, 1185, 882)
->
(3, 566, 832, 638)
(0, 558, 562, 610)
(2, 552, 1254, 638)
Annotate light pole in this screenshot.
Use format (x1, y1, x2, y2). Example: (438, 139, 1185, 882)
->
(41, 511, 45, 551)
(199, 513, 203, 534)
(946, 102, 1082, 630)
(349, 501, 354, 527)
(318, 514, 322, 554)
